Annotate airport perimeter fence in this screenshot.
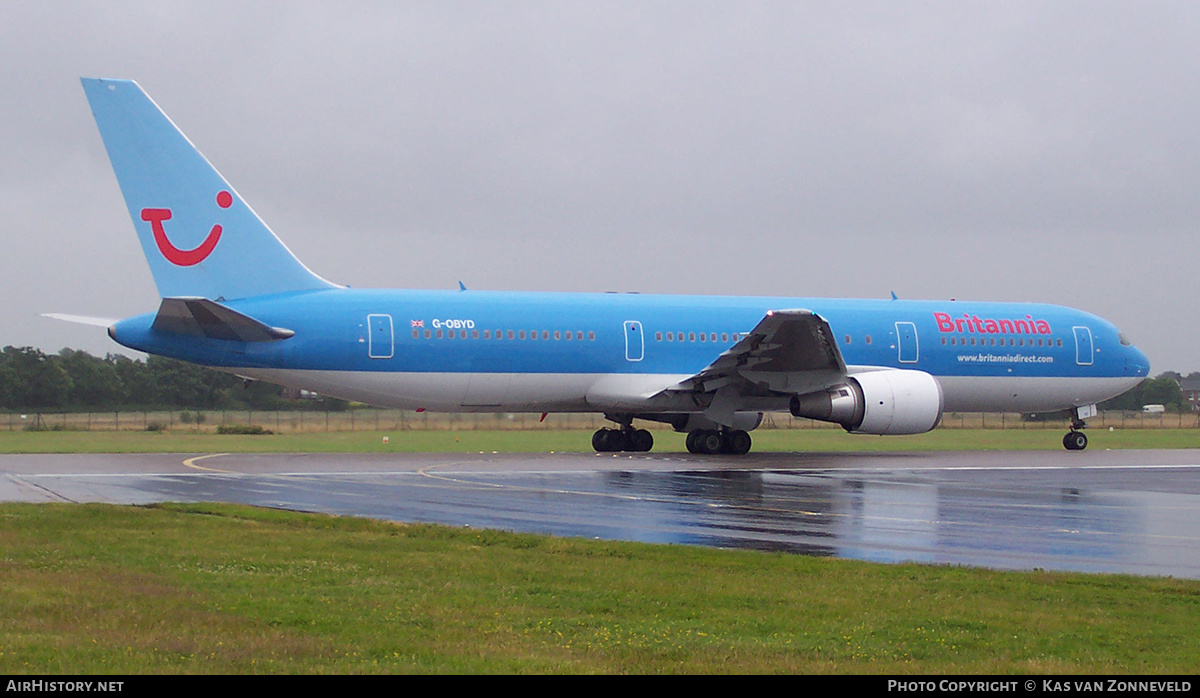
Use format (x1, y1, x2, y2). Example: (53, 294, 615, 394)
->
(3, 409, 1200, 433)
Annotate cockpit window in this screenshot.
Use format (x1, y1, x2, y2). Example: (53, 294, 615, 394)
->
(1118, 332, 1132, 347)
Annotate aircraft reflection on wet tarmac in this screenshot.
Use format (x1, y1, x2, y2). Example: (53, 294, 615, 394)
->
(4, 450, 1200, 579)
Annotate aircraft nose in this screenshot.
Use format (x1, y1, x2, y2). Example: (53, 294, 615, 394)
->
(1125, 345, 1150, 377)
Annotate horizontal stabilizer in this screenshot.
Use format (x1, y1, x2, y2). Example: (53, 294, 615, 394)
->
(42, 313, 118, 328)
(151, 298, 294, 342)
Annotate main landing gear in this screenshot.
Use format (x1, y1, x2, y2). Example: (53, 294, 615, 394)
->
(1063, 408, 1089, 451)
(685, 429, 752, 455)
(590, 415, 755, 455)
(592, 426, 654, 452)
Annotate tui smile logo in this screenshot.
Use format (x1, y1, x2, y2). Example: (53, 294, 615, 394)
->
(140, 190, 232, 266)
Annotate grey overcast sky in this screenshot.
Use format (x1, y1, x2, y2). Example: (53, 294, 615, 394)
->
(2, 2, 1197, 371)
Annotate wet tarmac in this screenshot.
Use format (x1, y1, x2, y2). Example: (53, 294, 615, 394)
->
(3, 449, 1200, 579)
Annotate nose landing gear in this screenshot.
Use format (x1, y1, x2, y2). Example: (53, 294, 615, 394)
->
(1063, 406, 1091, 450)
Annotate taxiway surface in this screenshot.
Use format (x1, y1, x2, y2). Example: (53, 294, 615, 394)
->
(3, 449, 1199, 578)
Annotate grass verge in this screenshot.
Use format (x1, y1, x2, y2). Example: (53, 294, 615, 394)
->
(1, 502, 1198, 674)
(1, 427, 1198, 453)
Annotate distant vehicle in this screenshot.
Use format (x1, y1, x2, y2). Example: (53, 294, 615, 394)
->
(65, 78, 1152, 453)
(1142, 404, 1166, 414)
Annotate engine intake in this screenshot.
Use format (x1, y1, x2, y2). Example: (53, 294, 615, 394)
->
(789, 370, 943, 435)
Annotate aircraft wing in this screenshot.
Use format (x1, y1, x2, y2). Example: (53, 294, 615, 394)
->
(672, 309, 847, 398)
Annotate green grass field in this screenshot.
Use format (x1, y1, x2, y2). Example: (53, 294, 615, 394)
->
(3, 502, 1198, 674)
(1, 425, 1198, 453)
(3, 427, 1198, 673)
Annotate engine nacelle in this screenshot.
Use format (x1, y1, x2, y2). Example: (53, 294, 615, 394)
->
(789, 369, 943, 435)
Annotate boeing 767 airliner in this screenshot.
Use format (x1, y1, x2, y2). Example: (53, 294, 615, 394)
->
(71, 78, 1150, 454)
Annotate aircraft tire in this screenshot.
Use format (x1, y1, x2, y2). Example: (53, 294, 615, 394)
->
(725, 429, 752, 455)
(697, 430, 724, 455)
(593, 428, 623, 452)
(685, 430, 701, 454)
(630, 429, 654, 452)
(1063, 431, 1088, 451)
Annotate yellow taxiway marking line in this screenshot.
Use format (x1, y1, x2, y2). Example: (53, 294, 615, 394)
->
(181, 453, 234, 474)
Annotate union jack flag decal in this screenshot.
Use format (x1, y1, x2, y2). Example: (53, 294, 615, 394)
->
(411, 319, 424, 328)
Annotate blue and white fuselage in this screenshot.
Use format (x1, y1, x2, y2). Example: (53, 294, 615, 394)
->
(80, 78, 1149, 454)
(111, 289, 1147, 414)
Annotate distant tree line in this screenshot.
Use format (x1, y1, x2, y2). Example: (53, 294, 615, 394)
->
(0, 346, 345, 412)
(1023, 371, 1193, 419)
(0, 344, 1192, 415)
(1099, 372, 1194, 413)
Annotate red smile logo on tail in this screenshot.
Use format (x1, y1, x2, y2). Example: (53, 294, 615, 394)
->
(141, 190, 232, 266)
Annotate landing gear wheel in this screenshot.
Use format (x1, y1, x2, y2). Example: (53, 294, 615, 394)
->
(593, 428, 628, 452)
(592, 428, 615, 452)
(725, 429, 752, 455)
(630, 429, 654, 452)
(687, 429, 752, 455)
(687, 430, 715, 454)
(593, 427, 653, 453)
(695, 430, 724, 455)
(1063, 431, 1088, 451)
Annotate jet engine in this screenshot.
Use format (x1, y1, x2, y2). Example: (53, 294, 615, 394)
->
(789, 369, 943, 435)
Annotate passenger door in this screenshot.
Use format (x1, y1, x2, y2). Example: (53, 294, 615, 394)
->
(895, 321, 919, 364)
(367, 314, 394, 359)
(624, 321, 644, 362)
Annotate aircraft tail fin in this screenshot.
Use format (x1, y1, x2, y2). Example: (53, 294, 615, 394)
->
(81, 78, 338, 300)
